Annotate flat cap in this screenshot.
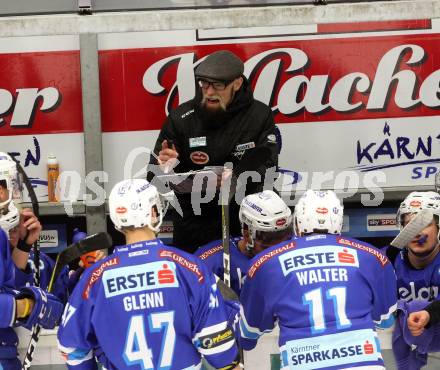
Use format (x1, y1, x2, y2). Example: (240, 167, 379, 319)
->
(195, 50, 244, 82)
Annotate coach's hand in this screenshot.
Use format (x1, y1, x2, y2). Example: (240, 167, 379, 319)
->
(158, 140, 178, 164)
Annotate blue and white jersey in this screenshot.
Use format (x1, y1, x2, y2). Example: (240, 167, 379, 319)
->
(240, 234, 397, 370)
(392, 248, 440, 302)
(58, 238, 238, 370)
(195, 237, 250, 296)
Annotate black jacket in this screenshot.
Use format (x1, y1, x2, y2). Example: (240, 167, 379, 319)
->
(152, 78, 278, 252)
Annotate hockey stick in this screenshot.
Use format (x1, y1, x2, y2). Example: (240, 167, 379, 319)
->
(22, 232, 112, 370)
(221, 164, 233, 289)
(220, 147, 271, 288)
(12, 159, 41, 287)
(436, 170, 440, 194)
(215, 274, 239, 301)
(390, 209, 434, 249)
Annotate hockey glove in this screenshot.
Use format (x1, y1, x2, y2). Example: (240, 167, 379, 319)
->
(16, 286, 64, 330)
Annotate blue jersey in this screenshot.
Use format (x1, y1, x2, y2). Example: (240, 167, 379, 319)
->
(195, 237, 250, 296)
(58, 239, 238, 370)
(240, 234, 397, 370)
(14, 251, 70, 303)
(392, 248, 440, 302)
(0, 229, 21, 367)
(0, 229, 15, 292)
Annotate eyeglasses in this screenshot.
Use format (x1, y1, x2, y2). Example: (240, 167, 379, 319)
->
(197, 79, 232, 91)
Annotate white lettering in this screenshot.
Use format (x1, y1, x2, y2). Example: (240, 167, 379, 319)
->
(123, 292, 164, 311)
(295, 268, 348, 286)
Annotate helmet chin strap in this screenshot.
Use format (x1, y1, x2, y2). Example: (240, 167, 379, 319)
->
(246, 232, 255, 253)
(241, 224, 254, 253)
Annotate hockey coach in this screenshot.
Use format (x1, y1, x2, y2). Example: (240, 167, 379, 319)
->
(151, 49, 278, 253)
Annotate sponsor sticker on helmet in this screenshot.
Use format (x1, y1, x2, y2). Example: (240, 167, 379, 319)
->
(316, 207, 328, 214)
(276, 218, 287, 226)
(116, 207, 127, 214)
(410, 200, 422, 208)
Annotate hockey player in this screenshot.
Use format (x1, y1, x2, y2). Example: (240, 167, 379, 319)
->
(239, 190, 397, 370)
(383, 192, 440, 368)
(387, 191, 440, 303)
(0, 155, 64, 370)
(0, 228, 64, 370)
(195, 190, 293, 296)
(0, 152, 70, 301)
(57, 179, 240, 370)
(0, 152, 35, 272)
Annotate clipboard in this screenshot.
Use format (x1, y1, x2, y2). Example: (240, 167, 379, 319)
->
(156, 166, 224, 194)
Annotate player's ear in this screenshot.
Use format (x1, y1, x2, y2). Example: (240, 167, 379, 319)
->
(151, 205, 159, 226)
(294, 220, 302, 237)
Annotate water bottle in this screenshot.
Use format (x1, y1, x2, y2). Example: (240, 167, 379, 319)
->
(47, 154, 59, 202)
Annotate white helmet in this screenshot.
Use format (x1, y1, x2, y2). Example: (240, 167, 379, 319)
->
(239, 190, 292, 251)
(109, 179, 164, 233)
(0, 201, 19, 234)
(396, 191, 440, 231)
(294, 190, 343, 236)
(0, 152, 22, 209)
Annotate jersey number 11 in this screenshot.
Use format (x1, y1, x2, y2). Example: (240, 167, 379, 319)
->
(303, 286, 352, 334)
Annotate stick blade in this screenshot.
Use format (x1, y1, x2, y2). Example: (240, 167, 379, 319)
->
(215, 274, 238, 301)
(77, 232, 112, 254)
(59, 232, 113, 264)
(390, 210, 433, 249)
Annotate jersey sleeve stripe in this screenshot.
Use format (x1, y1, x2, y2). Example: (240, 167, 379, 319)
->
(374, 302, 397, 329)
(182, 363, 202, 370)
(239, 305, 272, 340)
(9, 295, 16, 327)
(57, 342, 93, 366)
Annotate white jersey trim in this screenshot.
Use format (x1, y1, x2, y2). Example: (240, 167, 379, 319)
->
(193, 321, 227, 340)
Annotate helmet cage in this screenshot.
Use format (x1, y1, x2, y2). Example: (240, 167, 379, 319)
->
(0, 201, 20, 235)
(0, 153, 22, 210)
(396, 191, 440, 242)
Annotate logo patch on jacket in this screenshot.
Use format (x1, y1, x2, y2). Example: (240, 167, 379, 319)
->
(190, 151, 209, 164)
(235, 142, 255, 151)
(189, 136, 207, 148)
(267, 134, 277, 143)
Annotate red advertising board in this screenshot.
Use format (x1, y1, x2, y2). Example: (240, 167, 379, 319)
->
(0, 20, 439, 200)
